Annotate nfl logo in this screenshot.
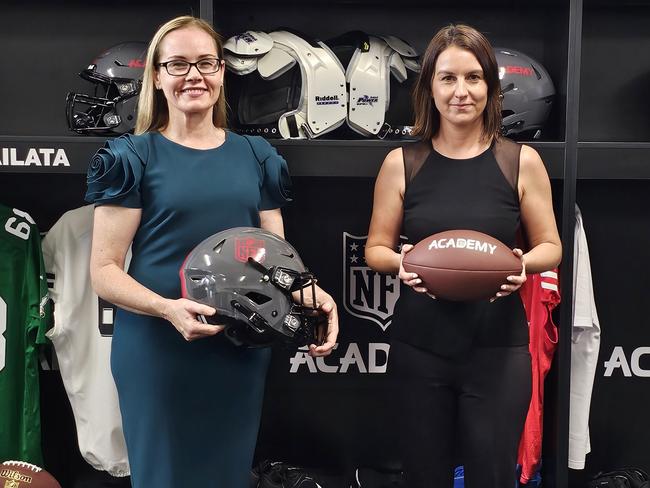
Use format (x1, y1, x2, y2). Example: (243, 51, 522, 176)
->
(235, 238, 266, 263)
(342, 232, 404, 331)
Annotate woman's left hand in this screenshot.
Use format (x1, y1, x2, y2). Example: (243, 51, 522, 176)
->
(294, 285, 339, 357)
(491, 248, 527, 302)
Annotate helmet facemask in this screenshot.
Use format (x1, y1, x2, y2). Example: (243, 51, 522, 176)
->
(66, 42, 146, 135)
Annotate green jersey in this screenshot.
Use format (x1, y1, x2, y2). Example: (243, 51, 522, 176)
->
(0, 204, 50, 464)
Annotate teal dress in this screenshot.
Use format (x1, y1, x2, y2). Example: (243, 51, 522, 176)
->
(85, 131, 291, 488)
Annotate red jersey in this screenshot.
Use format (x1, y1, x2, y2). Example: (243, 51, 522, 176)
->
(517, 269, 560, 483)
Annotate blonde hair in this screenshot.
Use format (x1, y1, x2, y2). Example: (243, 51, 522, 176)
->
(135, 16, 227, 134)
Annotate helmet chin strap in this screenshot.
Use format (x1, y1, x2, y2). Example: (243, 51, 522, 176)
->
(229, 298, 319, 347)
(230, 301, 270, 334)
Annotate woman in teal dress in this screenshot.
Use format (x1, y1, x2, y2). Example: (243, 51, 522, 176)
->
(86, 16, 339, 488)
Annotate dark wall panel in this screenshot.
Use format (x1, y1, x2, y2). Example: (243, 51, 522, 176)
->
(579, 7, 650, 141)
(576, 180, 650, 476)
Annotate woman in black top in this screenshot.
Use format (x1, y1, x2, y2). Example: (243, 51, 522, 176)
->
(365, 24, 562, 488)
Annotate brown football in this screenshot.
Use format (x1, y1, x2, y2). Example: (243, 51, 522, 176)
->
(402, 229, 523, 301)
(0, 460, 62, 488)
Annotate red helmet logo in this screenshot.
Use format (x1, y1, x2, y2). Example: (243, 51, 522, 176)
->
(505, 65, 534, 76)
(128, 59, 145, 68)
(235, 238, 266, 263)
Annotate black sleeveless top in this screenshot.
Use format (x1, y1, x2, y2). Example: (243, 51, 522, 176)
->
(391, 137, 528, 357)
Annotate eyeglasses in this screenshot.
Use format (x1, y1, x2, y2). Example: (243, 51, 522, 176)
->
(157, 58, 222, 76)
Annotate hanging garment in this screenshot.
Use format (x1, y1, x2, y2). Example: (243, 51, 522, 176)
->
(517, 268, 560, 483)
(42, 205, 130, 477)
(0, 203, 50, 464)
(568, 205, 601, 470)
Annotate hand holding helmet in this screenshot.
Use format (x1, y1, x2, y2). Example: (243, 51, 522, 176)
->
(180, 227, 333, 349)
(291, 285, 339, 357)
(159, 297, 222, 342)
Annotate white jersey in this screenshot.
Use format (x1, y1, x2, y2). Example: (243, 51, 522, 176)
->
(568, 205, 601, 470)
(42, 205, 130, 477)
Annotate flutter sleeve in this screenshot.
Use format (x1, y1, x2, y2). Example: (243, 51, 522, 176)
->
(246, 135, 293, 210)
(85, 134, 148, 208)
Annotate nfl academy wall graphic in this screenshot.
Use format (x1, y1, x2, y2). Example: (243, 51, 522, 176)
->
(603, 346, 650, 377)
(0, 138, 110, 174)
(288, 342, 390, 374)
(283, 232, 406, 374)
(342, 232, 405, 332)
(257, 225, 403, 470)
(0, 147, 69, 168)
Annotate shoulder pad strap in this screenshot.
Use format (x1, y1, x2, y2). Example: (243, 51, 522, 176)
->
(327, 30, 371, 51)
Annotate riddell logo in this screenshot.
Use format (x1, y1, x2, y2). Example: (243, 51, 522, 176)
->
(315, 95, 340, 105)
(128, 59, 145, 68)
(603, 346, 650, 377)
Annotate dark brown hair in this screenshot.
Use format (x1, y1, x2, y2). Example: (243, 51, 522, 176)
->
(411, 24, 501, 142)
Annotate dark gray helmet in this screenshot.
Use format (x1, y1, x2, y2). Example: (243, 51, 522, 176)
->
(66, 42, 147, 135)
(494, 47, 555, 139)
(180, 227, 320, 347)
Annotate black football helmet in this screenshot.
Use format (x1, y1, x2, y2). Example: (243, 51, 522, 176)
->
(252, 460, 323, 488)
(66, 42, 147, 135)
(180, 227, 321, 347)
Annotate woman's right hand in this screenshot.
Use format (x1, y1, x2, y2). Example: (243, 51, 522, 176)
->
(398, 244, 436, 298)
(161, 298, 224, 341)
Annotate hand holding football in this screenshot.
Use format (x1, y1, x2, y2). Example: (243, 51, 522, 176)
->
(402, 229, 523, 301)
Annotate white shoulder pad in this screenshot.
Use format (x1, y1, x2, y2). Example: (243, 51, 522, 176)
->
(224, 31, 274, 56)
(389, 51, 408, 83)
(346, 36, 389, 135)
(379, 35, 418, 58)
(345, 36, 395, 136)
(224, 53, 258, 75)
(270, 31, 347, 139)
(258, 47, 297, 79)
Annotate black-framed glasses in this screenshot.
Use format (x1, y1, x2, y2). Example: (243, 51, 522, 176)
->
(157, 58, 222, 76)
